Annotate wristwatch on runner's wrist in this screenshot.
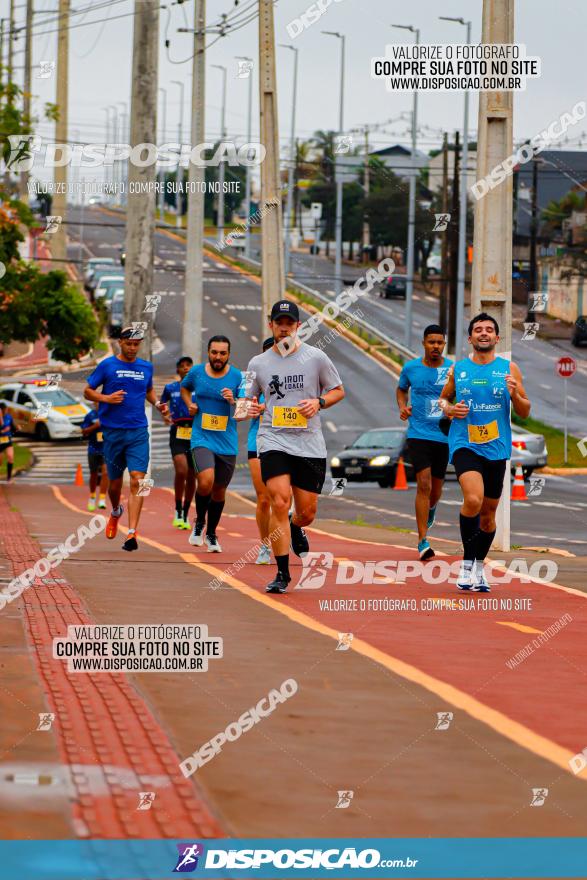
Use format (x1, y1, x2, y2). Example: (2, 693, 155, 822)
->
(318, 397, 326, 409)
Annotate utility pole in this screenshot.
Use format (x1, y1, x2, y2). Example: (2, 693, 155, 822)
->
(280, 43, 298, 278)
(172, 79, 185, 228)
(322, 30, 345, 296)
(258, 0, 284, 325)
(448, 130, 460, 354)
(440, 15, 471, 359)
(7, 0, 14, 99)
(158, 88, 166, 221)
(211, 65, 226, 245)
(362, 127, 370, 259)
(392, 23, 420, 350)
(52, 0, 69, 264)
(236, 55, 253, 258)
(182, 0, 205, 360)
(527, 155, 539, 324)
(439, 132, 449, 333)
(19, 0, 33, 202)
(470, 0, 514, 551)
(124, 0, 159, 360)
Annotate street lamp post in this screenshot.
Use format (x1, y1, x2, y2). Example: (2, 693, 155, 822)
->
(109, 105, 119, 205)
(322, 30, 345, 296)
(392, 23, 420, 351)
(172, 79, 185, 228)
(158, 87, 167, 221)
(279, 44, 299, 278)
(440, 15, 471, 358)
(212, 64, 227, 245)
(236, 55, 253, 257)
(103, 107, 111, 193)
(117, 101, 128, 207)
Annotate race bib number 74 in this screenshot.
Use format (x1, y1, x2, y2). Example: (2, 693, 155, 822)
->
(468, 421, 499, 444)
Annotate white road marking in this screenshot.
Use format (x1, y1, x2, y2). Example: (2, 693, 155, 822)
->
(540, 384, 552, 390)
(250, 335, 258, 343)
(229, 315, 237, 322)
(568, 395, 578, 404)
(326, 420, 337, 433)
(239, 324, 247, 332)
(220, 308, 227, 314)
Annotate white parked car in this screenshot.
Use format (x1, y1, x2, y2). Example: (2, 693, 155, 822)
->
(226, 231, 246, 250)
(0, 380, 90, 441)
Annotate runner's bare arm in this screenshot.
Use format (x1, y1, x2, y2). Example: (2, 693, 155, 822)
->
(438, 368, 469, 418)
(507, 362, 531, 419)
(146, 387, 168, 416)
(396, 387, 412, 421)
(180, 385, 198, 416)
(297, 385, 345, 418)
(84, 385, 125, 404)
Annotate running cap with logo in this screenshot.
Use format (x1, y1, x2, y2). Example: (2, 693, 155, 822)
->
(119, 325, 145, 340)
(270, 300, 299, 322)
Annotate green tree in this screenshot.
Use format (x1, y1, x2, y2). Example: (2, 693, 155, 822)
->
(0, 203, 99, 362)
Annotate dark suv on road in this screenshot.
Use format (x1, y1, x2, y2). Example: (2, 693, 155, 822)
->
(572, 316, 587, 347)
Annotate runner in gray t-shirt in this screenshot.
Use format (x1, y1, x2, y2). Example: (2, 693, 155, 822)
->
(246, 300, 345, 595)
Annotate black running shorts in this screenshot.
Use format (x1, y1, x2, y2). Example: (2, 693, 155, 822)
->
(260, 450, 327, 494)
(170, 423, 195, 468)
(452, 447, 507, 500)
(406, 438, 449, 479)
(87, 451, 105, 473)
(191, 446, 236, 488)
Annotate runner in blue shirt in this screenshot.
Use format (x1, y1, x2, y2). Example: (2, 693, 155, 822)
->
(397, 325, 453, 560)
(180, 335, 246, 552)
(160, 356, 196, 530)
(84, 326, 168, 552)
(440, 313, 531, 592)
(246, 337, 275, 565)
(0, 402, 15, 481)
(81, 404, 108, 511)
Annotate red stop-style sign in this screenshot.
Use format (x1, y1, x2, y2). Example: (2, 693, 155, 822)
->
(556, 356, 576, 378)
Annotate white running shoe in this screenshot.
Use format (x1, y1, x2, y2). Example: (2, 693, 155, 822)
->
(457, 562, 474, 591)
(472, 562, 491, 592)
(189, 521, 204, 546)
(255, 543, 271, 565)
(206, 534, 222, 553)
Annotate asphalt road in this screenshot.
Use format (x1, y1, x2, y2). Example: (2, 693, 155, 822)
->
(246, 236, 587, 439)
(60, 206, 587, 554)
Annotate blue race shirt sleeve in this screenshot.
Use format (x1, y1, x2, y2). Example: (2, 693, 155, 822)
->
(81, 412, 94, 430)
(398, 364, 410, 391)
(86, 361, 105, 390)
(160, 383, 171, 404)
(181, 367, 196, 392)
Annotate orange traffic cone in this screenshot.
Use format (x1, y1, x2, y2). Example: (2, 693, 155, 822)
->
(393, 456, 409, 490)
(74, 463, 84, 486)
(511, 464, 527, 501)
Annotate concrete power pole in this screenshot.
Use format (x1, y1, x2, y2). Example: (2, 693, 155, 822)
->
(439, 132, 449, 333)
(124, 0, 159, 360)
(182, 0, 205, 361)
(470, 0, 514, 551)
(362, 127, 370, 256)
(52, 0, 69, 264)
(19, 0, 33, 202)
(258, 0, 284, 326)
(7, 0, 14, 95)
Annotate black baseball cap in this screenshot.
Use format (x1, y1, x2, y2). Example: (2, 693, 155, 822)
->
(270, 300, 299, 322)
(176, 355, 194, 368)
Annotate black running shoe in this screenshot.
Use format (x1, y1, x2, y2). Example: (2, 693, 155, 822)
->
(265, 571, 291, 594)
(289, 514, 309, 557)
(122, 532, 138, 552)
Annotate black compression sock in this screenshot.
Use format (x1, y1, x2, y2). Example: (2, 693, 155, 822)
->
(195, 492, 211, 525)
(459, 513, 480, 564)
(475, 528, 496, 563)
(6, 463, 13, 481)
(182, 501, 191, 519)
(276, 554, 290, 579)
(206, 500, 225, 535)
(175, 499, 182, 516)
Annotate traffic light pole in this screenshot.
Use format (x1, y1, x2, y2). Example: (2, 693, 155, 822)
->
(470, 0, 514, 551)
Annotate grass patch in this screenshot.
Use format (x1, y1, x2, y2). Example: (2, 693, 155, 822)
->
(512, 413, 585, 468)
(0, 444, 33, 478)
(93, 341, 108, 352)
(346, 515, 412, 534)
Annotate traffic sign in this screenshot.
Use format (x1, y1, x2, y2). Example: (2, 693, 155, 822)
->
(310, 202, 322, 221)
(556, 356, 576, 378)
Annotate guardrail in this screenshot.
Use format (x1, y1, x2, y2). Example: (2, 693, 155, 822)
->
(205, 239, 417, 364)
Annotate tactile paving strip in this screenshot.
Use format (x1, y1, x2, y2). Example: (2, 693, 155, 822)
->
(0, 492, 223, 839)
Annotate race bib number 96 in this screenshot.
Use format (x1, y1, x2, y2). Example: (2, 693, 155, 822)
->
(202, 413, 228, 431)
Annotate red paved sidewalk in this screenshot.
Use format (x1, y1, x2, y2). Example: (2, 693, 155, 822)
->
(0, 488, 223, 839)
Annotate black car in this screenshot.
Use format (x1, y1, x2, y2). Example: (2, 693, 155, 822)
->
(572, 316, 587, 347)
(380, 274, 407, 299)
(330, 427, 414, 488)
